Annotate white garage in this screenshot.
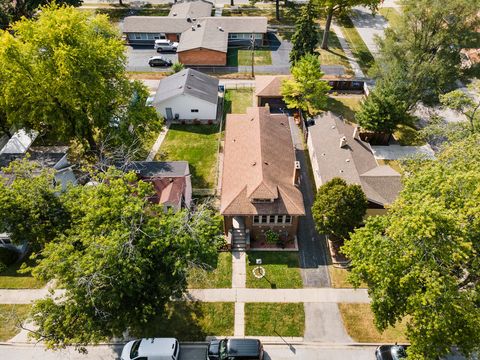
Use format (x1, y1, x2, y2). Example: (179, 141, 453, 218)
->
(152, 68, 219, 124)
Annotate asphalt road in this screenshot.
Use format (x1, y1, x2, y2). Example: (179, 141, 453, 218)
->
(0, 343, 377, 360)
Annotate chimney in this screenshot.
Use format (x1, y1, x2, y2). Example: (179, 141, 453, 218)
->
(353, 126, 359, 140)
(293, 161, 301, 185)
(340, 136, 348, 148)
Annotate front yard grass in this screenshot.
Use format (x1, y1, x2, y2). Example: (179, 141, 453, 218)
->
(246, 251, 303, 289)
(325, 95, 363, 123)
(227, 49, 272, 66)
(0, 304, 31, 341)
(224, 88, 254, 114)
(337, 15, 375, 75)
(378, 8, 402, 28)
(328, 265, 367, 288)
(188, 252, 232, 289)
(339, 303, 408, 343)
(317, 30, 352, 75)
(245, 303, 305, 337)
(157, 124, 220, 188)
(143, 302, 234, 340)
(0, 258, 45, 289)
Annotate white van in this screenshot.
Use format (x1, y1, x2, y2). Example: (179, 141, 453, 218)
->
(121, 338, 180, 360)
(154, 39, 178, 52)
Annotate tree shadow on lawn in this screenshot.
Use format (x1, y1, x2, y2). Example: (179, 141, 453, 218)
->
(141, 302, 207, 341)
(326, 97, 359, 123)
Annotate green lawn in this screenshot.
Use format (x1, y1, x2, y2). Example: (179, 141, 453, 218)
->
(317, 30, 353, 75)
(227, 49, 272, 66)
(393, 124, 426, 146)
(379, 8, 402, 28)
(337, 15, 376, 75)
(245, 303, 305, 337)
(188, 252, 232, 289)
(328, 266, 367, 288)
(0, 304, 31, 341)
(141, 302, 234, 340)
(339, 303, 408, 343)
(0, 258, 45, 289)
(224, 88, 254, 114)
(222, 4, 299, 26)
(157, 124, 220, 188)
(325, 95, 363, 123)
(246, 251, 303, 289)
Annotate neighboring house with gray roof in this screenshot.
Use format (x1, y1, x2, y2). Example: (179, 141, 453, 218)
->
(152, 68, 219, 123)
(307, 112, 402, 216)
(123, 0, 267, 66)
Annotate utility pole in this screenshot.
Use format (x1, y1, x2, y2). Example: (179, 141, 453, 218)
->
(251, 33, 255, 78)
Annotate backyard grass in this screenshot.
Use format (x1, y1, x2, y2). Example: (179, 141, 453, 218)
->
(246, 251, 303, 289)
(143, 302, 234, 340)
(339, 303, 408, 343)
(188, 252, 232, 289)
(227, 49, 272, 66)
(393, 124, 426, 146)
(379, 8, 402, 28)
(245, 303, 305, 337)
(156, 124, 220, 188)
(337, 15, 376, 75)
(0, 304, 31, 341)
(224, 88, 254, 114)
(325, 95, 363, 123)
(0, 258, 45, 289)
(328, 266, 367, 288)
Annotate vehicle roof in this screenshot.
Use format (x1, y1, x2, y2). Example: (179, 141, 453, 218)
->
(138, 338, 178, 357)
(150, 56, 167, 60)
(227, 339, 261, 357)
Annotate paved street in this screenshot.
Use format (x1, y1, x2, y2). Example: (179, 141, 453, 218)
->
(349, 7, 389, 57)
(0, 343, 377, 360)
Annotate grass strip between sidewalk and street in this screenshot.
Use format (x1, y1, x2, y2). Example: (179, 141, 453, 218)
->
(188, 252, 232, 289)
(245, 303, 305, 337)
(246, 251, 303, 289)
(339, 303, 408, 343)
(0, 304, 31, 341)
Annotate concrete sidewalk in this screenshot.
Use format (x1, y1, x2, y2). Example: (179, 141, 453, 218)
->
(349, 7, 389, 57)
(331, 23, 365, 78)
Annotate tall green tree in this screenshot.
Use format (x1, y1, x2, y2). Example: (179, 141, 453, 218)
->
(289, 2, 319, 64)
(342, 135, 480, 360)
(374, 0, 479, 107)
(28, 168, 223, 349)
(281, 54, 331, 116)
(312, 0, 381, 50)
(312, 177, 368, 241)
(0, 0, 82, 30)
(0, 4, 161, 153)
(0, 158, 70, 251)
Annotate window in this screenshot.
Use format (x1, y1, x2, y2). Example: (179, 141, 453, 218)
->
(253, 215, 267, 224)
(252, 198, 273, 203)
(134, 33, 141, 40)
(191, 109, 199, 113)
(284, 215, 292, 224)
(253, 215, 260, 224)
(229, 34, 238, 39)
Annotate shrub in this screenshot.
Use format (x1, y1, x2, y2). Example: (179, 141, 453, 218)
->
(265, 229, 280, 244)
(0, 247, 19, 271)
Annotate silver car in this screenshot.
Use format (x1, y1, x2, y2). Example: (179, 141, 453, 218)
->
(154, 39, 179, 52)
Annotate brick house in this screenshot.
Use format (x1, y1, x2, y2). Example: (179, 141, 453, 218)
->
(220, 107, 305, 250)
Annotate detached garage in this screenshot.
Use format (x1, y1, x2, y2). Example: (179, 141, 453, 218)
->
(152, 68, 219, 124)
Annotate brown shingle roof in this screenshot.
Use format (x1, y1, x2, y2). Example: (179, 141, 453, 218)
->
(220, 107, 305, 216)
(254, 75, 291, 97)
(308, 112, 402, 206)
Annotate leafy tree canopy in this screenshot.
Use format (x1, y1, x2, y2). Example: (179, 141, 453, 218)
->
(281, 54, 331, 116)
(312, 177, 368, 240)
(289, 2, 319, 64)
(27, 167, 223, 350)
(343, 135, 480, 359)
(0, 4, 161, 153)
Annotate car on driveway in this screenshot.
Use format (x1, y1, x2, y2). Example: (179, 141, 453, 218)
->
(154, 39, 179, 52)
(121, 338, 180, 360)
(375, 344, 408, 360)
(208, 338, 264, 360)
(148, 56, 173, 67)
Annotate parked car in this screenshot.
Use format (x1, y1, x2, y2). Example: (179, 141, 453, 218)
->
(121, 338, 180, 360)
(208, 338, 264, 360)
(148, 56, 173, 67)
(375, 344, 408, 360)
(154, 39, 179, 52)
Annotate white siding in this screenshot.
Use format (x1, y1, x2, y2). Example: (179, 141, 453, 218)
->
(155, 93, 218, 121)
(307, 130, 322, 189)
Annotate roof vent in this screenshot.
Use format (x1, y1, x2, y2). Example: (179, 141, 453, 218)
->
(280, 122, 284, 126)
(331, 125, 336, 129)
(172, 12, 177, 16)
(294, 161, 301, 169)
(339, 170, 344, 173)
(187, 85, 191, 89)
(192, 17, 196, 21)
(197, 23, 201, 28)
(252, 162, 256, 166)
(187, 17, 192, 22)
(340, 136, 347, 148)
(250, 117, 254, 121)
(192, 26, 195, 31)
(218, 26, 224, 31)
(178, 85, 183, 89)
(346, 159, 350, 162)
(264, 161, 269, 165)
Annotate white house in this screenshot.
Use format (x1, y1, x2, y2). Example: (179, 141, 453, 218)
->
(152, 68, 219, 124)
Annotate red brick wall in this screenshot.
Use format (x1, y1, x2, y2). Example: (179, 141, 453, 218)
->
(166, 33, 180, 42)
(223, 215, 299, 242)
(178, 48, 227, 66)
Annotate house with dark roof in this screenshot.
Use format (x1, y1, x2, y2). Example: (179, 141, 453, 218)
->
(220, 107, 305, 250)
(123, 0, 267, 66)
(123, 161, 192, 212)
(152, 68, 219, 123)
(307, 112, 402, 216)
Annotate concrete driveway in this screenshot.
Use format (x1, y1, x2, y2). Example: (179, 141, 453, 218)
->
(126, 45, 178, 72)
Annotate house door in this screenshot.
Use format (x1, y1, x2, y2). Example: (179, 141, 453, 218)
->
(165, 107, 173, 121)
(232, 216, 245, 230)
